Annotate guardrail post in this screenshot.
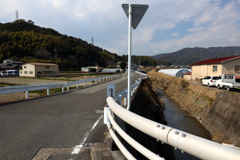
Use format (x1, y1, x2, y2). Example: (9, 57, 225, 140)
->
(95, 80, 97, 84)
(67, 86, 69, 91)
(104, 106, 111, 124)
(76, 84, 79, 88)
(117, 95, 123, 106)
(90, 81, 92, 85)
(62, 87, 64, 92)
(26, 91, 29, 99)
(47, 89, 49, 95)
(84, 82, 86, 87)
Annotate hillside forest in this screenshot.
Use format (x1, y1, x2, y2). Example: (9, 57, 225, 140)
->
(0, 19, 159, 71)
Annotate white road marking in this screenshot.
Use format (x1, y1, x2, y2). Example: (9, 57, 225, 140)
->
(71, 115, 103, 154)
(95, 110, 104, 114)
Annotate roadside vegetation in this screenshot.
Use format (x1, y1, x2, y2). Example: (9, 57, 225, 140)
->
(0, 82, 23, 87)
(29, 86, 77, 96)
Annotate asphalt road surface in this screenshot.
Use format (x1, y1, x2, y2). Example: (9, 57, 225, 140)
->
(0, 73, 140, 160)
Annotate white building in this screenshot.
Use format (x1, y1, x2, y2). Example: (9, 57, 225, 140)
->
(102, 68, 122, 73)
(81, 67, 90, 72)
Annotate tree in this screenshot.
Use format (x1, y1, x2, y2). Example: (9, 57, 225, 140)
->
(34, 49, 51, 59)
(28, 20, 34, 25)
(120, 62, 126, 69)
(90, 68, 96, 72)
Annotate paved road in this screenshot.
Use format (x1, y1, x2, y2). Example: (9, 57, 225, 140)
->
(0, 73, 140, 160)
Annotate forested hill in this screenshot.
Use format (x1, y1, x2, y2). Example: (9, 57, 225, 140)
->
(152, 46, 240, 66)
(0, 19, 121, 70)
(0, 19, 159, 70)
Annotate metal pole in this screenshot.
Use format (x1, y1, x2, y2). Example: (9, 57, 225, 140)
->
(127, 4, 132, 110)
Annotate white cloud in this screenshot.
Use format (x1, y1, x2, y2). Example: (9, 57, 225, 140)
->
(188, 27, 204, 32)
(0, 0, 239, 55)
(149, 0, 240, 53)
(171, 33, 179, 37)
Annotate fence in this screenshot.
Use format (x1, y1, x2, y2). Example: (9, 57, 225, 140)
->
(0, 74, 124, 99)
(104, 72, 240, 160)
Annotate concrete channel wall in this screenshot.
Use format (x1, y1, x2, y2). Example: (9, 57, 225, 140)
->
(147, 70, 240, 146)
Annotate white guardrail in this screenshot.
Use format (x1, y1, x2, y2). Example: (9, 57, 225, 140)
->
(0, 74, 124, 98)
(104, 72, 240, 160)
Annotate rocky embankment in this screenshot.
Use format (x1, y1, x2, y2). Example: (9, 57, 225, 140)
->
(147, 70, 240, 146)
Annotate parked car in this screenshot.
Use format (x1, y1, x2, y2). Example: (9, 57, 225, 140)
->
(0, 71, 7, 76)
(6, 70, 19, 76)
(201, 76, 219, 87)
(216, 74, 240, 91)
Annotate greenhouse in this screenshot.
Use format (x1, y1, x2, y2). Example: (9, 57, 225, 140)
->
(158, 68, 191, 78)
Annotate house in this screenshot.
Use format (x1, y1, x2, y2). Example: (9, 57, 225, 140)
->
(0, 59, 23, 70)
(191, 55, 240, 81)
(183, 72, 192, 80)
(20, 63, 59, 77)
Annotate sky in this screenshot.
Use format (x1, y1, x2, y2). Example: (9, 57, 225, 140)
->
(1, 0, 240, 56)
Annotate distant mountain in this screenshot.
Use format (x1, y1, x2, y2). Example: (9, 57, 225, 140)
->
(152, 47, 240, 65)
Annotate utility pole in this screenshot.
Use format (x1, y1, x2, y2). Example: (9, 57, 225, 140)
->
(139, 56, 140, 67)
(16, 10, 19, 20)
(113, 55, 114, 68)
(54, 49, 57, 64)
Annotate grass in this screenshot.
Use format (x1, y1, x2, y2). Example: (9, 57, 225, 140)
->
(17, 73, 116, 81)
(0, 82, 23, 87)
(29, 86, 77, 95)
(147, 69, 219, 105)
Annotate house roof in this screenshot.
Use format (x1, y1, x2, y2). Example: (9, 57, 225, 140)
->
(184, 72, 191, 75)
(0, 63, 18, 68)
(191, 55, 240, 66)
(23, 63, 58, 66)
(3, 59, 23, 64)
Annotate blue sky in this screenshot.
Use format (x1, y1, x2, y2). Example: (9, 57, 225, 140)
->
(1, 0, 240, 56)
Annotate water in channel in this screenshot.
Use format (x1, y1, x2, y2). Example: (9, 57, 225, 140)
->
(156, 88, 212, 160)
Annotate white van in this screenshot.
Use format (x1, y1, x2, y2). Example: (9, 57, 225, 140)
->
(6, 70, 19, 76)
